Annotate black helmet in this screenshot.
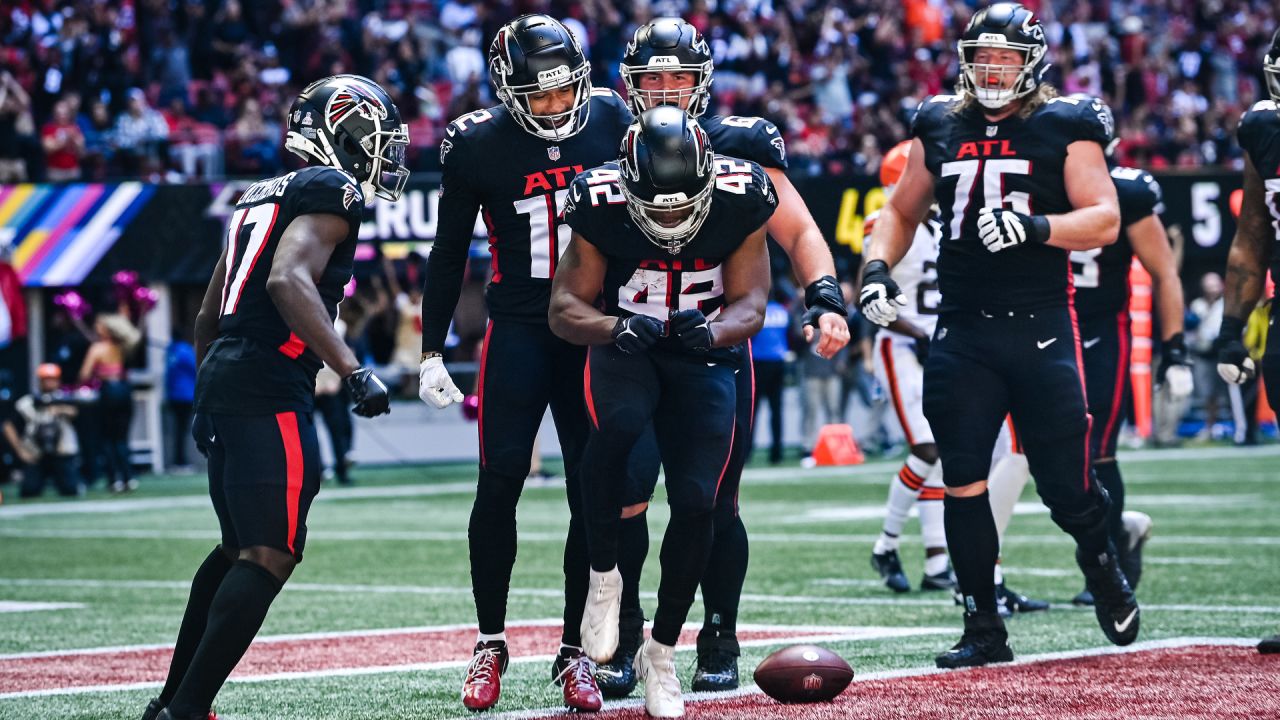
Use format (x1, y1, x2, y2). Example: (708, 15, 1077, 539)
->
(284, 74, 410, 201)
(957, 3, 1049, 109)
(1265, 27, 1280, 103)
(621, 18, 714, 118)
(489, 14, 592, 140)
(619, 107, 715, 254)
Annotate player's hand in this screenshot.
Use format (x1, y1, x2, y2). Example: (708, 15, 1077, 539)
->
(802, 275, 850, 358)
(1215, 316, 1254, 385)
(977, 208, 1050, 253)
(669, 309, 715, 352)
(612, 315, 664, 354)
(345, 367, 391, 418)
(1156, 332, 1193, 399)
(859, 260, 906, 327)
(418, 355, 464, 408)
(911, 335, 930, 366)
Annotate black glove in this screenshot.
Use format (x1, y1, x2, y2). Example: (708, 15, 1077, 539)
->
(911, 335, 930, 365)
(669, 308, 715, 352)
(1156, 331, 1189, 384)
(801, 275, 848, 330)
(612, 314, 664, 354)
(859, 260, 906, 326)
(1215, 315, 1255, 385)
(345, 367, 391, 418)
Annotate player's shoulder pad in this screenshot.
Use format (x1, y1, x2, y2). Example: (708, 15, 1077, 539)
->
(704, 115, 788, 170)
(292, 165, 365, 217)
(712, 155, 777, 231)
(443, 105, 503, 142)
(1040, 95, 1113, 148)
(590, 88, 635, 129)
(1110, 165, 1165, 221)
(910, 94, 962, 138)
(1237, 100, 1280, 152)
(562, 162, 624, 240)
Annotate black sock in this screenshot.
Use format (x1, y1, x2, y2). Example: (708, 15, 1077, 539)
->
(652, 510, 714, 647)
(1093, 461, 1125, 548)
(167, 561, 282, 717)
(617, 511, 650, 625)
(945, 493, 999, 615)
(699, 514, 748, 647)
(159, 548, 233, 705)
(469, 469, 522, 635)
(560, 512, 589, 647)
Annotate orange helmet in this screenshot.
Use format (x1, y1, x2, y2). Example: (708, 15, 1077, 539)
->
(36, 363, 61, 381)
(880, 140, 912, 188)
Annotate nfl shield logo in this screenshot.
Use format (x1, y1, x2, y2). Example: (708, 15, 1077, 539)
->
(986, 125, 998, 137)
(547, 146, 561, 161)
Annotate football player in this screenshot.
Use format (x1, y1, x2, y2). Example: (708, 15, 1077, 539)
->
(1215, 27, 1280, 656)
(550, 106, 775, 718)
(598, 17, 849, 696)
(141, 75, 397, 720)
(860, 3, 1138, 668)
(1067, 97, 1192, 605)
(416, 15, 631, 712)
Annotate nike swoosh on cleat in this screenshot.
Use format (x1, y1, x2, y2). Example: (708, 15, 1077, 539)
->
(1114, 608, 1138, 633)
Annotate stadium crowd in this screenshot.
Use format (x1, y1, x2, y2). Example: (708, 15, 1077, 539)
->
(2, 0, 1279, 183)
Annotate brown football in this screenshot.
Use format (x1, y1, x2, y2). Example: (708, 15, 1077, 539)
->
(752, 644, 854, 703)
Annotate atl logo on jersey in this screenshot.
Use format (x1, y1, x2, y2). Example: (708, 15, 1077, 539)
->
(955, 139, 1018, 159)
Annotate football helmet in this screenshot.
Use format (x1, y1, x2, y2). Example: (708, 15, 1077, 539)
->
(489, 14, 592, 140)
(619, 106, 715, 254)
(284, 74, 409, 202)
(620, 18, 714, 118)
(957, 3, 1049, 110)
(1264, 27, 1280, 103)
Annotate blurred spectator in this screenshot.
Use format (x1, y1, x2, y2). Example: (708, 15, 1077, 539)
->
(0, 70, 33, 182)
(165, 327, 197, 471)
(41, 99, 85, 181)
(164, 98, 223, 179)
(1188, 272, 1229, 439)
(749, 292, 792, 464)
(5, 364, 83, 499)
(113, 89, 169, 177)
(225, 97, 281, 175)
(79, 314, 141, 493)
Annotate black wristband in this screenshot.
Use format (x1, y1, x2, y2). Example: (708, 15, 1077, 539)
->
(861, 260, 890, 282)
(1219, 315, 1246, 344)
(1026, 214, 1051, 244)
(804, 275, 847, 315)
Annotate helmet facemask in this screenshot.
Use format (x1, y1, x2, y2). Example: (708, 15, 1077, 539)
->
(958, 41, 1045, 109)
(621, 63, 713, 117)
(1266, 52, 1280, 104)
(493, 58, 593, 141)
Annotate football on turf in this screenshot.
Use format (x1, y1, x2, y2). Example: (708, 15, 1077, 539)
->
(753, 644, 854, 703)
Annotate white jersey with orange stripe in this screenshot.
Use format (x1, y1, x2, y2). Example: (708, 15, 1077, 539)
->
(866, 209, 942, 343)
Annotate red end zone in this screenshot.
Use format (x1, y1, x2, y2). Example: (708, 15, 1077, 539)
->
(595, 644, 1278, 720)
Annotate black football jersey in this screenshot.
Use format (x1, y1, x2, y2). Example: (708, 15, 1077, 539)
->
(702, 115, 788, 170)
(912, 94, 1113, 312)
(419, 90, 633, 351)
(195, 165, 364, 414)
(1069, 166, 1165, 318)
(1237, 99, 1280, 282)
(562, 155, 778, 360)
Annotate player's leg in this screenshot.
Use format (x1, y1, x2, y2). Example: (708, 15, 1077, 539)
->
(924, 313, 1013, 669)
(872, 336, 937, 593)
(640, 355, 736, 717)
(165, 412, 320, 718)
(1009, 309, 1137, 647)
(579, 344, 660, 665)
(693, 342, 754, 692)
(917, 468, 953, 590)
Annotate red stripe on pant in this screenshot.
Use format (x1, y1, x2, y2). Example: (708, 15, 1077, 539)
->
(275, 412, 304, 555)
(477, 321, 493, 468)
(879, 337, 916, 446)
(1005, 416, 1023, 454)
(1099, 309, 1132, 459)
(712, 422, 737, 502)
(584, 347, 599, 429)
(1065, 270, 1093, 492)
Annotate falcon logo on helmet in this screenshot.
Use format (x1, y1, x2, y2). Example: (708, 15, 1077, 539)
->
(618, 107, 716, 254)
(325, 83, 386, 132)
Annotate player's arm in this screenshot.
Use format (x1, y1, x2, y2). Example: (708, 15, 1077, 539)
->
(193, 246, 229, 367)
(267, 214, 360, 376)
(1131, 214, 1193, 395)
(548, 233, 615, 345)
(419, 147, 481, 356)
(705, 225, 770, 348)
(1049, 140, 1121, 250)
(861, 138, 932, 326)
(764, 167, 849, 358)
(1216, 154, 1272, 384)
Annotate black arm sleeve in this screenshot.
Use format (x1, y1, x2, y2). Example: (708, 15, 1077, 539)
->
(420, 138, 482, 353)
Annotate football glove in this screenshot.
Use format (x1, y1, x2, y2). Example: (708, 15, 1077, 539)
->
(977, 207, 1050, 253)
(1215, 315, 1255, 385)
(1156, 332, 1193, 399)
(418, 355, 464, 409)
(346, 367, 391, 418)
(669, 308, 715, 352)
(859, 260, 906, 327)
(801, 275, 848, 329)
(612, 315, 664, 354)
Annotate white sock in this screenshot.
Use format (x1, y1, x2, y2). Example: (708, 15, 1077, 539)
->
(993, 561, 1005, 586)
(924, 553, 951, 576)
(987, 452, 1030, 545)
(477, 631, 506, 644)
(919, 501, 946, 553)
(879, 454, 933, 548)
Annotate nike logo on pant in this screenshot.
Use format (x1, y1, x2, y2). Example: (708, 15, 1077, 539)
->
(1083, 337, 1102, 350)
(1036, 338, 1057, 350)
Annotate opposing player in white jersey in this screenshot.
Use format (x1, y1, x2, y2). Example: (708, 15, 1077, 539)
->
(868, 141, 1048, 614)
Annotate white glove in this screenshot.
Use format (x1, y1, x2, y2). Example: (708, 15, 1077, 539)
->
(418, 355, 464, 409)
(1163, 364, 1194, 399)
(977, 208, 1049, 253)
(1217, 356, 1256, 385)
(859, 260, 907, 327)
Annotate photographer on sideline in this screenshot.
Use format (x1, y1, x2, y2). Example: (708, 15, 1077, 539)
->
(4, 364, 84, 498)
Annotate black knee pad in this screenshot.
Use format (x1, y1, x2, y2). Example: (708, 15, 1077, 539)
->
(473, 469, 524, 516)
(1047, 484, 1111, 539)
(939, 452, 989, 488)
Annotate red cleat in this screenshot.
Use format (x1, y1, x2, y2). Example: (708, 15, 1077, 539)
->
(462, 640, 509, 711)
(553, 647, 603, 712)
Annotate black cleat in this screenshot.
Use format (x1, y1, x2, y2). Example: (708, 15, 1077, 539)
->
(920, 565, 957, 592)
(1076, 545, 1140, 646)
(692, 630, 740, 692)
(1072, 588, 1094, 606)
(141, 699, 165, 720)
(935, 612, 1014, 669)
(1259, 634, 1280, 654)
(871, 549, 911, 593)
(996, 583, 1050, 613)
(594, 610, 643, 698)
(155, 709, 217, 720)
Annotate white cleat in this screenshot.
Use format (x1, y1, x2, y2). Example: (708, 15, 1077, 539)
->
(1121, 511, 1153, 553)
(635, 638, 683, 718)
(581, 566, 622, 663)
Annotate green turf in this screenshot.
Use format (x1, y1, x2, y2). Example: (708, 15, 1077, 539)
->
(0, 448, 1277, 719)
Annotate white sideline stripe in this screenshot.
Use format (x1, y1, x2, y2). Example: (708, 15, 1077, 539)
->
(0, 601, 83, 613)
(0, 626, 954, 700)
(997, 568, 1077, 578)
(1145, 557, 1234, 566)
(475, 636, 1262, 720)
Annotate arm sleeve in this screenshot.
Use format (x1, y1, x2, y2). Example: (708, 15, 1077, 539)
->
(420, 136, 482, 352)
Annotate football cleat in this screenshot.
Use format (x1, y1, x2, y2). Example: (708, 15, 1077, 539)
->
(141, 698, 164, 720)
(1076, 546, 1140, 646)
(153, 710, 217, 720)
(1072, 588, 1095, 607)
(595, 611, 643, 698)
(1120, 510, 1153, 590)
(996, 583, 1050, 613)
(871, 549, 911, 593)
(551, 647, 603, 712)
(691, 647, 739, 692)
(935, 612, 1014, 669)
(635, 638, 683, 718)
(582, 567, 623, 663)
(462, 640, 509, 711)
(1258, 634, 1280, 654)
(920, 565, 957, 592)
